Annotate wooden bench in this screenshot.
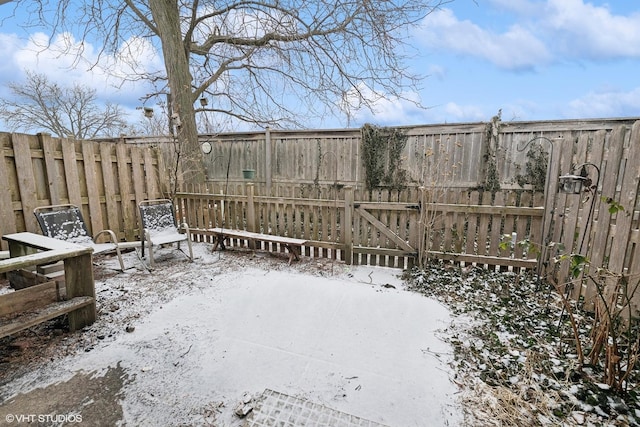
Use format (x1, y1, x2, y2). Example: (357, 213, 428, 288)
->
(209, 228, 307, 264)
(0, 232, 96, 339)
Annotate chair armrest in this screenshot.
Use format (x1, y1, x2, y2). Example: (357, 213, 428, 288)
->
(180, 223, 191, 234)
(93, 229, 119, 244)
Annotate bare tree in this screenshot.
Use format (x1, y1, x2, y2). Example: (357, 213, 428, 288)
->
(0, 71, 130, 139)
(10, 0, 450, 183)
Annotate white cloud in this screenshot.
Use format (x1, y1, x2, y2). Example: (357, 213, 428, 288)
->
(340, 83, 431, 125)
(7, 32, 162, 106)
(543, 0, 640, 59)
(417, 1, 640, 70)
(416, 8, 550, 70)
(566, 86, 640, 118)
(426, 64, 447, 80)
(439, 102, 486, 123)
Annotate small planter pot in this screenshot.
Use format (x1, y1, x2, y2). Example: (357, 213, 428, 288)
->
(242, 169, 256, 180)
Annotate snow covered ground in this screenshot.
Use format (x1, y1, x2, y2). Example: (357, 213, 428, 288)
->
(0, 244, 462, 426)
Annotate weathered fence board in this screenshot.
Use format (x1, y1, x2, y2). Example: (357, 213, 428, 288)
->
(0, 133, 166, 250)
(0, 136, 16, 239)
(109, 118, 631, 193)
(60, 138, 79, 208)
(537, 122, 640, 316)
(81, 140, 102, 235)
(13, 134, 40, 233)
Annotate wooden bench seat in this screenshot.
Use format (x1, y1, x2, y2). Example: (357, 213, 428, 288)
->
(209, 227, 307, 264)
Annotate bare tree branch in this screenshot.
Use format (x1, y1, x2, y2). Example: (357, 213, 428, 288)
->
(0, 71, 130, 139)
(10, 0, 450, 183)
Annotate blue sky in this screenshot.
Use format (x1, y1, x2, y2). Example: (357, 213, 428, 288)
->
(0, 0, 638, 131)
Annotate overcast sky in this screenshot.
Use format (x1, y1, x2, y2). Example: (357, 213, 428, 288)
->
(0, 0, 638, 131)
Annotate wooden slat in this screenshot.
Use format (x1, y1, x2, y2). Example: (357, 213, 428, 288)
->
(130, 148, 145, 221)
(420, 202, 544, 216)
(0, 139, 16, 250)
(116, 143, 135, 241)
(0, 247, 92, 274)
(99, 143, 120, 236)
(571, 133, 592, 256)
(514, 191, 531, 259)
(0, 296, 94, 339)
(500, 191, 517, 257)
(4, 232, 89, 251)
(81, 141, 103, 235)
(12, 134, 39, 232)
(548, 138, 573, 284)
(0, 281, 59, 316)
(453, 190, 467, 253)
(63, 252, 96, 330)
(429, 251, 537, 269)
(529, 192, 545, 258)
(540, 137, 565, 278)
(585, 127, 627, 307)
(489, 192, 504, 256)
(477, 192, 492, 256)
(61, 138, 83, 209)
(465, 191, 480, 254)
(40, 133, 61, 205)
(442, 189, 455, 252)
(143, 147, 160, 199)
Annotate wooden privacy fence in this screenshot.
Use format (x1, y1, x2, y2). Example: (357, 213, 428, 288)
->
(4, 117, 640, 316)
(541, 121, 640, 314)
(176, 184, 542, 270)
(116, 118, 639, 193)
(170, 118, 640, 315)
(0, 132, 167, 250)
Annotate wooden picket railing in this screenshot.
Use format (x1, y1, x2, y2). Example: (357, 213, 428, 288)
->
(176, 185, 542, 270)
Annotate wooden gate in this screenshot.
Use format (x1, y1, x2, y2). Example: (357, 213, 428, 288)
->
(350, 197, 420, 268)
(347, 189, 542, 270)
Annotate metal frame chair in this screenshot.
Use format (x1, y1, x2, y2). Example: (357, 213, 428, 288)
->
(138, 199, 193, 268)
(34, 204, 125, 271)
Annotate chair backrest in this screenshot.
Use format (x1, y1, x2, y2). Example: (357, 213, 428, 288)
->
(139, 199, 179, 234)
(34, 205, 93, 245)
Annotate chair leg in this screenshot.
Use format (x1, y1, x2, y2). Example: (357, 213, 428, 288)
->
(186, 236, 193, 261)
(146, 231, 155, 268)
(115, 246, 125, 272)
(176, 239, 193, 262)
(182, 225, 193, 261)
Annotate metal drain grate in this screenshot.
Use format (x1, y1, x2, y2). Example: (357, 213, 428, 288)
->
(243, 389, 389, 427)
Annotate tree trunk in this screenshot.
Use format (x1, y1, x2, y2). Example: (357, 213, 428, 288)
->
(148, 0, 205, 188)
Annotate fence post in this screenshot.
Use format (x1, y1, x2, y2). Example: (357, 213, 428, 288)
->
(265, 127, 272, 196)
(246, 183, 257, 231)
(343, 186, 353, 264)
(246, 183, 257, 249)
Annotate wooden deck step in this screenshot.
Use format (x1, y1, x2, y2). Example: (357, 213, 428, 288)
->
(0, 296, 94, 339)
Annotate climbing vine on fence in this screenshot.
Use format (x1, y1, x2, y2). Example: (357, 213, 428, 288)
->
(482, 110, 502, 193)
(361, 124, 408, 191)
(515, 142, 548, 192)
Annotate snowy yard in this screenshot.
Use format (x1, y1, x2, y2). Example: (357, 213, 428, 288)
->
(3, 242, 638, 426)
(0, 244, 461, 426)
